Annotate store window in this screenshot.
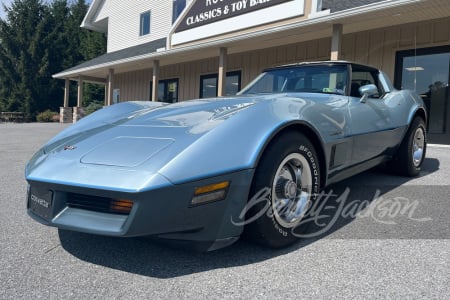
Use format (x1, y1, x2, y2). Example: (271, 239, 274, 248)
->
(200, 74, 218, 98)
(200, 71, 241, 98)
(140, 11, 151, 36)
(150, 79, 179, 103)
(172, 0, 186, 24)
(395, 46, 450, 137)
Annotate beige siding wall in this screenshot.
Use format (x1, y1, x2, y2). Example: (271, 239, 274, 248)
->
(115, 69, 151, 101)
(113, 17, 450, 101)
(342, 17, 450, 79)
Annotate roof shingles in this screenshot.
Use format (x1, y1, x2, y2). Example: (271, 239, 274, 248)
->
(57, 38, 166, 76)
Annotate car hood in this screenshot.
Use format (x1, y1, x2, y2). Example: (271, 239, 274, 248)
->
(26, 93, 341, 192)
(26, 97, 260, 190)
(55, 98, 257, 167)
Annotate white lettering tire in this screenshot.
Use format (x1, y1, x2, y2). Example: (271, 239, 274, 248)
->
(394, 117, 427, 177)
(245, 132, 321, 248)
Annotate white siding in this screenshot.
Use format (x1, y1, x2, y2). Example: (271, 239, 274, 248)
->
(96, 0, 173, 53)
(94, 0, 109, 22)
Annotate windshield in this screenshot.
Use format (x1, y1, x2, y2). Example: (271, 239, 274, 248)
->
(239, 64, 348, 95)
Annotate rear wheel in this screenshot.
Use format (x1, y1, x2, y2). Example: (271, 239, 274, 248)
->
(394, 117, 427, 177)
(245, 132, 320, 248)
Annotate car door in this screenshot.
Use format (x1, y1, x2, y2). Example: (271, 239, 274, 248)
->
(348, 65, 400, 165)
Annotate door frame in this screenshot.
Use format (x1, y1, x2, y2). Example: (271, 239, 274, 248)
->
(394, 45, 450, 144)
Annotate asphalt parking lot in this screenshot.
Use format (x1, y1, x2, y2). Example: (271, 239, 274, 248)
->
(1, 123, 449, 299)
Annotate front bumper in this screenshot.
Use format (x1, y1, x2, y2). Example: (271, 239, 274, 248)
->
(27, 169, 254, 248)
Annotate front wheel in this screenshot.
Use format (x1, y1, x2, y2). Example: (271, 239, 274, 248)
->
(245, 132, 321, 248)
(394, 117, 427, 177)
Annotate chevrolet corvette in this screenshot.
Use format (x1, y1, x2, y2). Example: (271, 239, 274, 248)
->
(26, 61, 427, 250)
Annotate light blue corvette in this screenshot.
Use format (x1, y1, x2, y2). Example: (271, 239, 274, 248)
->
(26, 62, 427, 251)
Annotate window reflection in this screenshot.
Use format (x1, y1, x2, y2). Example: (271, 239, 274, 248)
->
(200, 71, 241, 98)
(400, 52, 449, 134)
(172, 0, 186, 24)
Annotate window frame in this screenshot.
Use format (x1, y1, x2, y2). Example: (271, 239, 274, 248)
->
(200, 73, 219, 98)
(149, 78, 179, 103)
(139, 11, 151, 36)
(199, 71, 242, 98)
(349, 64, 385, 99)
(172, 0, 186, 24)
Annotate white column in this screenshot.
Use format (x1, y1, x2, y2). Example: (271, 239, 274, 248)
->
(218, 47, 227, 97)
(64, 79, 70, 108)
(77, 76, 83, 107)
(152, 60, 160, 101)
(107, 69, 114, 106)
(104, 83, 108, 106)
(331, 24, 343, 61)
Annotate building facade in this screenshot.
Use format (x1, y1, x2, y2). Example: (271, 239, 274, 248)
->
(55, 0, 450, 143)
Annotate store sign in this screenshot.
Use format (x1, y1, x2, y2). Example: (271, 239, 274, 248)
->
(171, 0, 304, 45)
(176, 0, 294, 32)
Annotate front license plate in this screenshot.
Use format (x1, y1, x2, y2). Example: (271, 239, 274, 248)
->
(28, 187, 53, 221)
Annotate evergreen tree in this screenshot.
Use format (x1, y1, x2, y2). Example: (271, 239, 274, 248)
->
(0, 0, 49, 117)
(68, 0, 106, 106)
(0, 0, 106, 119)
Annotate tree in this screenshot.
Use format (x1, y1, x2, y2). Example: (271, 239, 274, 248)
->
(0, 0, 49, 117)
(0, 0, 106, 119)
(68, 0, 106, 106)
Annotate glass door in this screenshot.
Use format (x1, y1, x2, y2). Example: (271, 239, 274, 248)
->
(395, 46, 450, 143)
(149, 79, 179, 103)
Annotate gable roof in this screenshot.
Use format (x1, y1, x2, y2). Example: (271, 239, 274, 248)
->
(81, 0, 107, 32)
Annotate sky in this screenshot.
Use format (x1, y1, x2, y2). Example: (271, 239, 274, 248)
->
(1, 0, 15, 19)
(0, 0, 92, 20)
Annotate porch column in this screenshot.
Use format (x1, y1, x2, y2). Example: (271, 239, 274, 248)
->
(331, 24, 343, 61)
(77, 76, 83, 107)
(60, 78, 73, 123)
(107, 68, 114, 106)
(104, 84, 108, 106)
(218, 47, 227, 97)
(73, 77, 85, 122)
(63, 79, 70, 108)
(152, 60, 160, 101)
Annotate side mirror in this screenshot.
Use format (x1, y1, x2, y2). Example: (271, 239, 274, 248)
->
(359, 84, 378, 103)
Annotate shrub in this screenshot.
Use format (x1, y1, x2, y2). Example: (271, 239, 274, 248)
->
(52, 114, 60, 122)
(36, 110, 59, 122)
(84, 100, 104, 115)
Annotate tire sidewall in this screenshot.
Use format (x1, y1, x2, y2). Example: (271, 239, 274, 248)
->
(247, 132, 320, 247)
(405, 118, 427, 176)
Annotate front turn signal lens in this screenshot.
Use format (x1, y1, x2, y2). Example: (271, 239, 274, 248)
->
(191, 181, 230, 206)
(110, 199, 133, 214)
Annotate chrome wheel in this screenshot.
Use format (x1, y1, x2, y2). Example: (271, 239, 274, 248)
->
(246, 132, 320, 248)
(412, 127, 425, 167)
(393, 117, 426, 177)
(272, 153, 312, 228)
